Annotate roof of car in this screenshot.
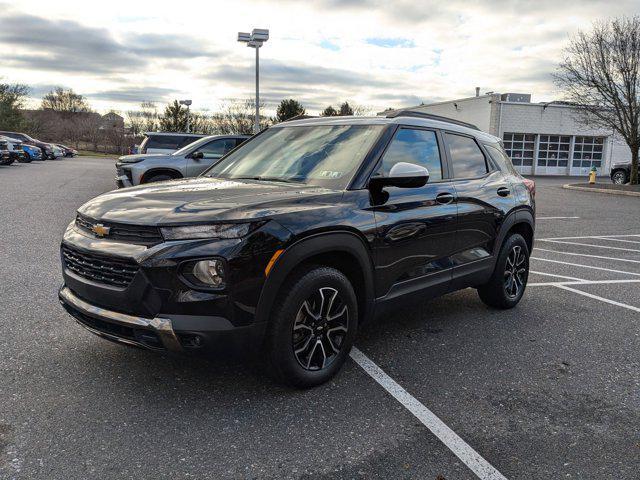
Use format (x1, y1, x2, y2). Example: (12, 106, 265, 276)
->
(273, 113, 500, 143)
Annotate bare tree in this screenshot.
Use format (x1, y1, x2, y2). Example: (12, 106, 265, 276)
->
(555, 16, 640, 183)
(41, 87, 91, 114)
(213, 99, 270, 134)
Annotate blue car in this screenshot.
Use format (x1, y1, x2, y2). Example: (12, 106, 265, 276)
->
(22, 144, 43, 161)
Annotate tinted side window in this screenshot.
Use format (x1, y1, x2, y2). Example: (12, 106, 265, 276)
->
(484, 144, 518, 175)
(446, 133, 488, 178)
(178, 136, 201, 148)
(146, 136, 183, 150)
(200, 139, 236, 156)
(377, 128, 442, 181)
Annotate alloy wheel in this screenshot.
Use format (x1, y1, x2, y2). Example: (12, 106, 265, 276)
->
(504, 245, 527, 299)
(612, 172, 626, 184)
(292, 287, 349, 371)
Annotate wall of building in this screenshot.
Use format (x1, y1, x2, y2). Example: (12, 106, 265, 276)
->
(410, 95, 497, 134)
(499, 102, 631, 176)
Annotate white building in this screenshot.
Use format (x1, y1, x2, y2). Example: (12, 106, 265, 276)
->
(392, 92, 630, 176)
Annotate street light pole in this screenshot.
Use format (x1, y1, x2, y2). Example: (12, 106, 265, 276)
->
(238, 29, 269, 134)
(255, 43, 259, 134)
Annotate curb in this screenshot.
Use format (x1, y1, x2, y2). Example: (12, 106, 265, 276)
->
(562, 184, 640, 197)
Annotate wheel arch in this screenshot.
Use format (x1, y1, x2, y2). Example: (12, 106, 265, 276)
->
(495, 208, 535, 254)
(255, 231, 376, 326)
(140, 168, 183, 183)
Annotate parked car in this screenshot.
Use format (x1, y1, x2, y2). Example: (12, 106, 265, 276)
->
(0, 136, 28, 163)
(0, 131, 56, 159)
(138, 132, 207, 154)
(21, 144, 44, 161)
(115, 134, 249, 187)
(609, 162, 638, 184)
(51, 145, 64, 159)
(57, 144, 77, 157)
(0, 139, 14, 165)
(58, 112, 535, 387)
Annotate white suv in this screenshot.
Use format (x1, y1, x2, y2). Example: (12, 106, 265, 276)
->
(116, 134, 249, 187)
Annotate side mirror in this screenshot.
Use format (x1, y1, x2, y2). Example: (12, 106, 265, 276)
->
(192, 151, 204, 160)
(369, 162, 429, 190)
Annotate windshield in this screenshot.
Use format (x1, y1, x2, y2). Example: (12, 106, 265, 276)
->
(204, 124, 383, 189)
(172, 136, 212, 156)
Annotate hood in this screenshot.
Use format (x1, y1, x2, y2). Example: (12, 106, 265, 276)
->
(118, 153, 169, 163)
(78, 177, 338, 225)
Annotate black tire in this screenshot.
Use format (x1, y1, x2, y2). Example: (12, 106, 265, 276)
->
(18, 152, 32, 163)
(477, 233, 530, 309)
(611, 169, 628, 185)
(264, 265, 358, 388)
(142, 173, 175, 184)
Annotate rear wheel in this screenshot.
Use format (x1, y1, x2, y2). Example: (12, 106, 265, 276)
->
(264, 266, 358, 388)
(477, 233, 529, 309)
(19, 152, 32, 163)
(611, 169, 628, 185)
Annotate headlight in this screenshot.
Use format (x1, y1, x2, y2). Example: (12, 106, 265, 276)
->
(161, 223, 256, 240)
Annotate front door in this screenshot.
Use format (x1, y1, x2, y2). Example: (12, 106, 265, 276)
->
(187, 138, 237, 177)
(371, 127, 458, 301)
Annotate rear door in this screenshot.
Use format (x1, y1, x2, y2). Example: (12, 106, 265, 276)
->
(444, 132, 515, 288)
(187, 138, 238, 177)
(371, 127, 458, 302)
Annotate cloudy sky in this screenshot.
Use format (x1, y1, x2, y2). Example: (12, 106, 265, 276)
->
(1, 0, 638, 115)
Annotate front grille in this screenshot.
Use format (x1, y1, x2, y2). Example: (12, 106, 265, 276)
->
(76, 213, 163, 245)
(62, 244, 139, 288)
(115, 164, 133, 183)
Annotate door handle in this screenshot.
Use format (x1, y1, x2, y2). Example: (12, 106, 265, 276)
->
(435, 192, 455, 205)
(497, 187, 511, 197)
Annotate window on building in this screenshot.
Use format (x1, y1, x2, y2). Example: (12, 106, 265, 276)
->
(377, 128, 443, 181)
(503, 133, 534, 167)
(573, 136, 604, 169)
(538, 135, 570, 167)
(445, 133, 488, 178)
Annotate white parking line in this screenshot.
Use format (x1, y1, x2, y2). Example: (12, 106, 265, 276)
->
(538, 239, 640, 253)
(539, 234, 640, 240)
(528, 279, 640, 287)
(596, 237, 640, 244)
(537, 216, 580, 220)
(529, 270, 586, 281)
(534, 248, 640, 264)
(530, 257, 640, 276)
(350, 347, 508, 480)
(556, 285, 640, 313)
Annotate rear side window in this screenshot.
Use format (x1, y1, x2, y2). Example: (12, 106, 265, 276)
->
(377, 128, 442, 181)
(445, 133, 488, 179)
(484, 143, 518, 175)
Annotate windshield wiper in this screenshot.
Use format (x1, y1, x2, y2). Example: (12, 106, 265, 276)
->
(233, 176, 301, 184)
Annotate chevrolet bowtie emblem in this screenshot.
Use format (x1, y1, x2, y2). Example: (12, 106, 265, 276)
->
(91, 223, 111, 237)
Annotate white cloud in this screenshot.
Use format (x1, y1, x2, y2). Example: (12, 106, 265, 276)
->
(1, 0, 638, 114)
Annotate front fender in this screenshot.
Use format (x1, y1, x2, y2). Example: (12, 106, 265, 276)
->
(255, 232, 376, 325)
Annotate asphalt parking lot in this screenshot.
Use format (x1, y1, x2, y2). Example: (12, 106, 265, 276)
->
(1, 158, 639, 479)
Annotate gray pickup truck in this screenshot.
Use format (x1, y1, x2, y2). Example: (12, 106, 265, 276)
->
(115, 134, 249, 187)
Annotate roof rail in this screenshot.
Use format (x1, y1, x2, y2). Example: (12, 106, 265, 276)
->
(385, 110, 480, 131)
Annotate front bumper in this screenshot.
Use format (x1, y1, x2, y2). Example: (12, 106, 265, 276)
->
(115, 174, 133, 188)
(59, 286, 182, 351)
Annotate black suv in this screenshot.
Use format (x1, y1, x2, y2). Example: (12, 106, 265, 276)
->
(58, 112, 535, 387)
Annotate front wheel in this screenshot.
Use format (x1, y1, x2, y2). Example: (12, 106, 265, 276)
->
(264, 266, 358, 388)
(477, 233, 530, 309)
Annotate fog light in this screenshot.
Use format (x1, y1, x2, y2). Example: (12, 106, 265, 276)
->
(192, 259, 225, 287)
